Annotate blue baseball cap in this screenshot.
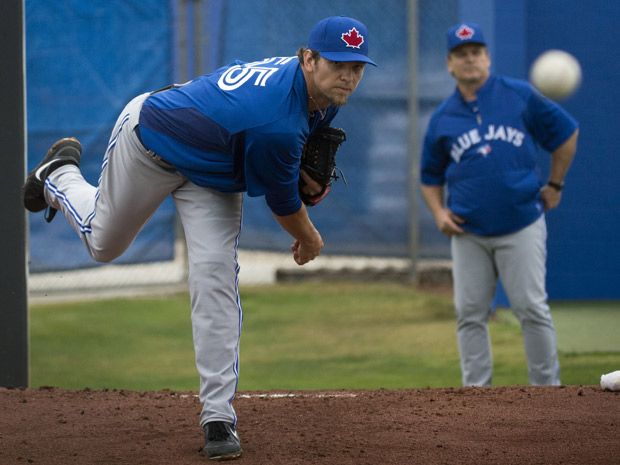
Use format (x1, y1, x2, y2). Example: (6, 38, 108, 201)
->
(446, 23, 486, 52)
(308, 16, 377, 66)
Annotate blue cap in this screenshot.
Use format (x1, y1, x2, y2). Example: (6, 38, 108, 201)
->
(446, 23, 486, 52)
(308, 16, 377, 66)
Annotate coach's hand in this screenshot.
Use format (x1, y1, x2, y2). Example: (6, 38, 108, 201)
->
(435, 208, 465, 236)
(540, 184, 562, 210)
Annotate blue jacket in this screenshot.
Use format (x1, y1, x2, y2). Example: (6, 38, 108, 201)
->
(139, 56, 337, 216)
(421, 75, 578, 236)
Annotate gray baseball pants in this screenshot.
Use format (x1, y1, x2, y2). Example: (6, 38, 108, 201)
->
(451, 215, 561, 386)
(44, 93, 244, 427)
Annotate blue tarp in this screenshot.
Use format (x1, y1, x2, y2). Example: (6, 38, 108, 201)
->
(26, 0, 176, 271)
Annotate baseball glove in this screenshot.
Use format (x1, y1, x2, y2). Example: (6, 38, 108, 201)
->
(299, 126, 347, 206)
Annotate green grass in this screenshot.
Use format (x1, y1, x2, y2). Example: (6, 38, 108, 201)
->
(552, 303, 619, 353)
(30, 297, 197, 390)
(29, 283, 620, 391)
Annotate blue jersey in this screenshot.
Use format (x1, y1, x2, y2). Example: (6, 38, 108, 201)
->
(421, 75, 578, 236)
(138, 56, 337, 216)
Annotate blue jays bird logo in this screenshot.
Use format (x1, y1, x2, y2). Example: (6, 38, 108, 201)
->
(477, 144, 492, 157)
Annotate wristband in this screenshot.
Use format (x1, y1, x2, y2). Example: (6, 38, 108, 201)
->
(547, 181, 564, 192)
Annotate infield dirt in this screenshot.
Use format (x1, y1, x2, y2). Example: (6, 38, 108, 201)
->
(1, 385, 618, 464)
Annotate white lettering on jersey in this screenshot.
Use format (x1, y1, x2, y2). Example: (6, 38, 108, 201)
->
(512, 132, 524, 147)
(483, 124, 524, 145)
(469, 128, 481, 144)
(217, 56, 295, 91)
(506, 126, 519, 144)
(450, 129, 481, 162)
(451, 125, 525, 162)
(217, 66, 278, 90)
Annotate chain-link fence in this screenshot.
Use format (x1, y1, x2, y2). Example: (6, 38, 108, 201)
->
(27, 0, 458, 297)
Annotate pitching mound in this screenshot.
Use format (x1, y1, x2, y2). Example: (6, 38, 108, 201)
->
(1, 385, 618, 464)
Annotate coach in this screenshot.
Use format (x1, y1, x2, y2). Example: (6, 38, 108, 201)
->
(420, 23, 579, 387)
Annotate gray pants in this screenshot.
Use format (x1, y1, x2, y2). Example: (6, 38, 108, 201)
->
(44, 93, 244, 427)
(451, 216, 560, 386)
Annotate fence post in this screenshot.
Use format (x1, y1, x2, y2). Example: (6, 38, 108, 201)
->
(0, 0, 28, 388)
(407, 0, 420, 283)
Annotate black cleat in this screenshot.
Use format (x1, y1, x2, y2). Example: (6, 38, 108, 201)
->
(201, 421, 243, 461)
(22, 137, 81, 217)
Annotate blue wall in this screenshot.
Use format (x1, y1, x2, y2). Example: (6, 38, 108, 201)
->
(494, 0, 620, 299)
(525, 1, 620, 299)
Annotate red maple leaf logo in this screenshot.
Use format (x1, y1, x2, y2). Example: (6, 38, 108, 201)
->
(341, 27, 364, 49)
(456, 25, 474, 40)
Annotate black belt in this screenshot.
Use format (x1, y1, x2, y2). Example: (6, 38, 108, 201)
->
(150, 83, 178, 95)
(136, 84, 179, 171)
(134, 124, 146, 146)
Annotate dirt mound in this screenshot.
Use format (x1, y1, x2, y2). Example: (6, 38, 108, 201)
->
(1, 385, 618, 464)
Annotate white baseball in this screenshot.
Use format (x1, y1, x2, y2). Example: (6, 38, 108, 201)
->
(529, 50, 582, 100)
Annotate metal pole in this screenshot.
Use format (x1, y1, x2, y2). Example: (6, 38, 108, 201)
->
(407, 0, 420, 283)
(0, 0, 29, 388)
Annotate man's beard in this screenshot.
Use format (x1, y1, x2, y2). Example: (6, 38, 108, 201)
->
(313, 86, 349, 108)
(330, 96, 347, 106)
(326, 90, 349, 107)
